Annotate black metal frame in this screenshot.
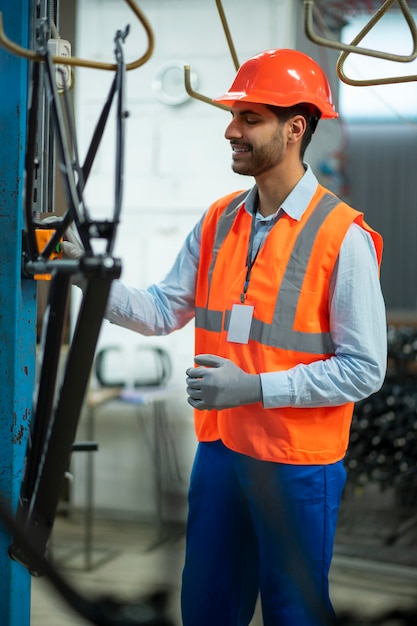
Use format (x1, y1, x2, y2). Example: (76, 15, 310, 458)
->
(8, 19, 126, 576)
(3, 23, 176, 623)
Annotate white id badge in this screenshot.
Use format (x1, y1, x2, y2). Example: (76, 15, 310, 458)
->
(227, 303, 254, 344)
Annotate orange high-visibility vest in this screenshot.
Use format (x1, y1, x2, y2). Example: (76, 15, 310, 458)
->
(194, 184, 383, 464)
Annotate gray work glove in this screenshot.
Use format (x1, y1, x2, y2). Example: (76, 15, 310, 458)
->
(186, 354, 262, 411)
(41, 215, 85, 259)
(61, 225, 84, 259)
(41, 215, 85, 287)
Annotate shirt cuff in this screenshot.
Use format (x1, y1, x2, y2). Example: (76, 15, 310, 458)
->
(260, 371, 292, 408)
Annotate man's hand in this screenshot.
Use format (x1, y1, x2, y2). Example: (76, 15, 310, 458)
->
(186, 354, 262, 411)
(41, 215, 85, 259)
(61, 225, 84, 259)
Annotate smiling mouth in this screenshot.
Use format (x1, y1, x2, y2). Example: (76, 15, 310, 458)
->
(231, 144, 251, 157)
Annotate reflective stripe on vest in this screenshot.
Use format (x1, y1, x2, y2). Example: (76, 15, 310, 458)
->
(195, 191, 340, 355)
(207, 190, 248, 301)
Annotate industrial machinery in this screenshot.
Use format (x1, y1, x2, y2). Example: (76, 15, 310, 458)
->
(1, 1, 417, 625)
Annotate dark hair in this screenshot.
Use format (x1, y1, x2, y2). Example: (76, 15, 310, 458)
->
(267, 104, 320, 160)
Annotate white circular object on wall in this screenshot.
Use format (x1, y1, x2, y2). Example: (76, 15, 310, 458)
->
(152, 60, 199, 106)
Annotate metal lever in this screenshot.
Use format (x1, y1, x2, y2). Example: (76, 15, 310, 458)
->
(0, 0, 154, 71)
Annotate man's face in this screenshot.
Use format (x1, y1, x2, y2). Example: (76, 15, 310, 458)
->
(224, 102, 286, 177)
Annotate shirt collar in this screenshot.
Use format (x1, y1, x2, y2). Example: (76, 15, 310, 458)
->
(242, 163, 319, 222)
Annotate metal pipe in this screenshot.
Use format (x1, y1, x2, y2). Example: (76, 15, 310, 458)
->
(183, 0, 238, 111)
(304, 0, 417, 62)
(215, 0, 239, 70)
(0, 0, 154, 71)
(184, 65, 231, 111)
(336, 0, 417, 86)
(304, 0, 417, 87)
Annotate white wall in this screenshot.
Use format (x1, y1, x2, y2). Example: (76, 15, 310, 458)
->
(70, 0, 340, 519)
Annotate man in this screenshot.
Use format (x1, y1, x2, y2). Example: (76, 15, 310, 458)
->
(66, 49, 386, 625)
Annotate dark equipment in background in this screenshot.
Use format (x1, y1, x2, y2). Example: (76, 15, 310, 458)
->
(343, 325, 417, 551)
(346, 326, 417, 504)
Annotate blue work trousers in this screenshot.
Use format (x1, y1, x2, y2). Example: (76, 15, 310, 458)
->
(181, 440, 346, 626)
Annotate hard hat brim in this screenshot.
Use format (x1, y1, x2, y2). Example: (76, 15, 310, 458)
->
(213, 90, 338, 119)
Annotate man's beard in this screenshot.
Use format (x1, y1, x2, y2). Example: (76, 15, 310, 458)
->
(231, 129, 285, 177)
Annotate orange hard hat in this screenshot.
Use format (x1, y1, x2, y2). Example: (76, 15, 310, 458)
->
(213, 49, 338, 119)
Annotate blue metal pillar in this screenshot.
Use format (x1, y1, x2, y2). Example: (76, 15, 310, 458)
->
(0, 1, 35, 624)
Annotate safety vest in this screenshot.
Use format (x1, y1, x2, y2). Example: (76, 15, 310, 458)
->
(194, 184, 383, 464)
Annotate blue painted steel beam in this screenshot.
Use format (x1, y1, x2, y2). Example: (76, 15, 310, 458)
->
(0, 1, 35, 624)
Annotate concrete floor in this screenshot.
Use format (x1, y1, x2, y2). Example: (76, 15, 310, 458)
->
(30, 512, 417, 626)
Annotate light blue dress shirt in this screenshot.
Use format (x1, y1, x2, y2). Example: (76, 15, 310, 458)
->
(106, 165, 387, 409)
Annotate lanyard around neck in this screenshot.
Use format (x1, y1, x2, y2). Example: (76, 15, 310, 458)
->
(241, 205, 261, 303)
(241, 200, 279, 302)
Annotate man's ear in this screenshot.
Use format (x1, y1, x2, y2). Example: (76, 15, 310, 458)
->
(287, 115, 307, 144)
